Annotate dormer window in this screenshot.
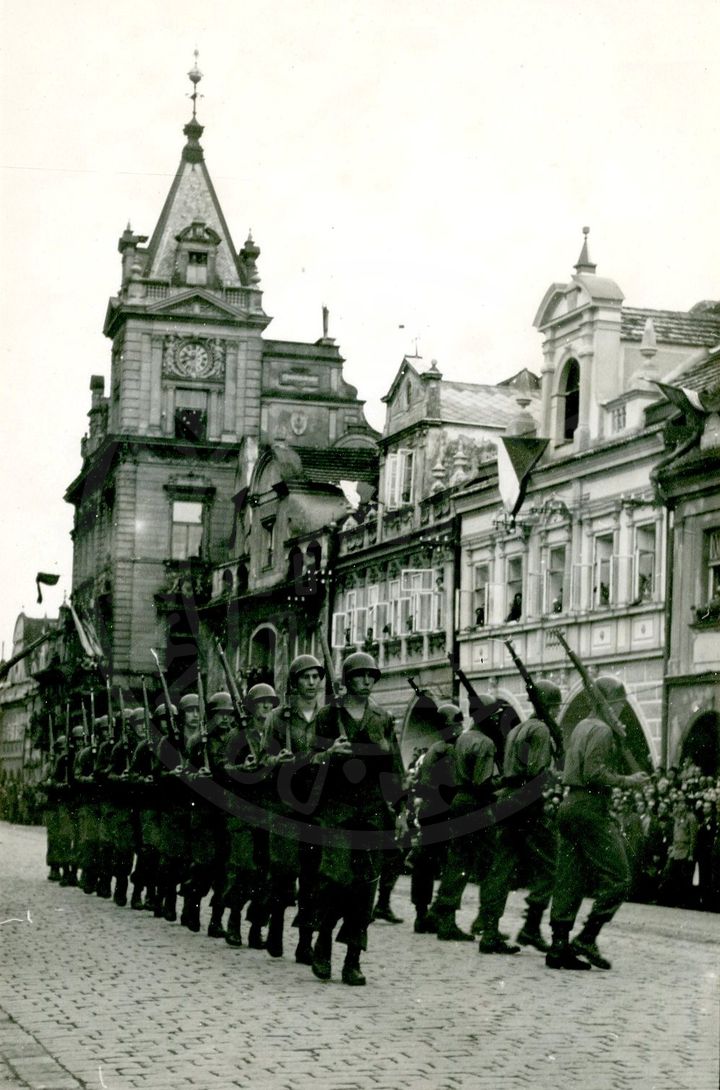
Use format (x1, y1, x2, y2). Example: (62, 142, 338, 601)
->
(559, 358, 580, 442)
(187, 251, 208, 285)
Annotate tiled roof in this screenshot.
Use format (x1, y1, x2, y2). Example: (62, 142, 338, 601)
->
(438, 382, 541, 427)
(622, 306, 720, 347)
(295, 447, 378, 485)
(663, 347, 720, 395)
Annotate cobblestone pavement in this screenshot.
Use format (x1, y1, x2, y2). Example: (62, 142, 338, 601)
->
(0, 822, 717, 1090)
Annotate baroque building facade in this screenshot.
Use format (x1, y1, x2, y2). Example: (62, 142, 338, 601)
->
(454, 235, 720, 769)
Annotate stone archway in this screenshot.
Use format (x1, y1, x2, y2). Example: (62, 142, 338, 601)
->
(560, 683, 653, 772)
(680, 710, 720, 775)
(247, 626, 277, 689)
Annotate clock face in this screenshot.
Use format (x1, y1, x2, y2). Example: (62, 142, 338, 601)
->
(178, 342, 209, 377)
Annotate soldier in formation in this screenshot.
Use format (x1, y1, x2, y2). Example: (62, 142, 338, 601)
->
(40, 640, 655, 981)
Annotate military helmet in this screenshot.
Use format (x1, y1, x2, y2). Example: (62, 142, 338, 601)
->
(342, 651, 381, 683)
(71, 724, 85, 740)
(178, 693, 200, 713)
(94, 715, 109, 732)
(289, 654, 325, 683)
(207, 691, 234, 714)
(596, 676, 626, 703)
(54, 733, 66, 750)
(436, 703, 464, 726)
(534, 680, 562, 707)
(154, 702, 178, 721)
(130, 708, 146, 727)
(244, 683, 280, 710)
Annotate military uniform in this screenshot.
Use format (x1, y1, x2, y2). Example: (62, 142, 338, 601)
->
(43, 738, 69, 881)
(129, 715, 163, 914)
(478, 715, 557, 953)
(155, 704, 190, 922)
(410, 734, 458, 932)
(311, 653, 404, 985)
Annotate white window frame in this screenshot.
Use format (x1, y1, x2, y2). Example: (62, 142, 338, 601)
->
(706, 529, 720, 599)
(385, 449, 415, 509)
(473, 563, 490, 627)
(544, 545, 566, 615)
(592, 533, 615, 609)
(171, 500, 204, 561)
(506, 555, 524, 621)
(633, 523, 657, 603)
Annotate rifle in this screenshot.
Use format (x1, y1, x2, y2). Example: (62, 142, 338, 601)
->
(504, 638, 564, 761)
(196, 669, 211, 772)
(214, 638, 247, 729)
(81, 701, 90, 747)
(106, 680, 114, 741)
(553, 630, 642, 772)
(316, 626, 343, 706)
(447, 653, 509, 758)
(64, 702, 71, 784)
(48, 712, 55, 754)
(150, 648, 178, 742)
(408, 676, 440, 715)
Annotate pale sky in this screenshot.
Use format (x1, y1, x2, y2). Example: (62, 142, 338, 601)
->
(1, 0, 718, 655)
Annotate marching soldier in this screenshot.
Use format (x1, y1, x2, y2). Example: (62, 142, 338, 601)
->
(73, 713, 101, 895)
(58, 724, 84, 887)
(264, 654, 326, 964)
(430, 695, 501, 942)
(128, 706, 162, 914)
(310, 652, 404, 986)
(409, 703, 464, 934)
(155, 696, 189, 922)
(222, 683, 278, 949)
(182, 691, 232, 937)
(477, 680, 562, 955)
(103, 704, 138, 907)
(546, 677, 649, 970)
(43, 731, 68, 882)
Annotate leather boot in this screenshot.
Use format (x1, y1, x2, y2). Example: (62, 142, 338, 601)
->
(130, 883, 144, 910)
(436, 908, 473, 942)
(571, 915, 612, 970)
(65, 867, 78, 888)
(225, 907, 243, 947)
(248, 922, 265, 950)
(48, 866, 61, 882)
(546, 923, 591, 970)
(478, 926, 520, 955)
(516, 903, 549, 953)
(295, 926, 314, 965)
(162, 890, 177, 923)
(341, 944, 366, 986)
(413, 907, 437, 934)
(372, 900, 403, 924)
(184, 898, 201, 933)
(266, 908, 284, 958)
(207, 903, 226, 938)
(311, 928, 332, 981)
(113, 874, 128, 907)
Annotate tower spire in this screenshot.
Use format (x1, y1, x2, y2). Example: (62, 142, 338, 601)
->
(182, 51, 205, 163)
(574, 225, 597, 274)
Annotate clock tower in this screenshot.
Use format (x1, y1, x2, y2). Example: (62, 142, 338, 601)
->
(65, 59, 377, 695)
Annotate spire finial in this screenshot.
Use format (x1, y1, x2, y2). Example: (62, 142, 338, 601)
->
(574, 225, 597, 275)
(188, 50, 203, 120)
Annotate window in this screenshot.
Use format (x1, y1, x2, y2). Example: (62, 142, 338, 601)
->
(385, 450, 415, 508)
(175, 388, 208, 442)
(706, 529, 720, 600)
(612, 405, 627, 433)
(261, 519, 276, 568)
(633, 524, 656, 603)
(186, 250, 208, 285)
(593, 533, 614, 608)
(473, 564, 490, 626)
(506, 556, 523, 621)
(560, 359, 580, 442)
(171, 501, 203, 560)
(544, 546, 566, 614)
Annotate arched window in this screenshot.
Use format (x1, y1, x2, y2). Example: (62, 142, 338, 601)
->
(559, 358, 580, 441)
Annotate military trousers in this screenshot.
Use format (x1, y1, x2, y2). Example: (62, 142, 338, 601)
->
(550, 789, 630, 927)
(479, 796, 556, 930)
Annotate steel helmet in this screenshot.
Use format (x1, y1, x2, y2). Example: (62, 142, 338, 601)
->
(534, 680, 562, 708)
(130, 708, 146, 727)
(342, 651, 381, 683)
(154, 702, 178, 721)
(244, 683, 280, 710)
(178, 694, 200, 713)
(289, 654, 325, 683)
(596, 676, 626, 703)
(94, 715, 109, 732)
(71, 725, 85, 740)
(207, 691, 234, 714)
(436, 703, 464, 726)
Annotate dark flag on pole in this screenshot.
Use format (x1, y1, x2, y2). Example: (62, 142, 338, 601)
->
(36, 572, 60, 604)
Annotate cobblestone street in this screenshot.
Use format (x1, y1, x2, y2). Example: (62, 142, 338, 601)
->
(0, 821, 717, 1090)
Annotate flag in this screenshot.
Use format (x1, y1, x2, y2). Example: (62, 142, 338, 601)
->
(497, 437, 549, 516)
(35, 572, 60, 604)
(67, 601, 98, 659)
